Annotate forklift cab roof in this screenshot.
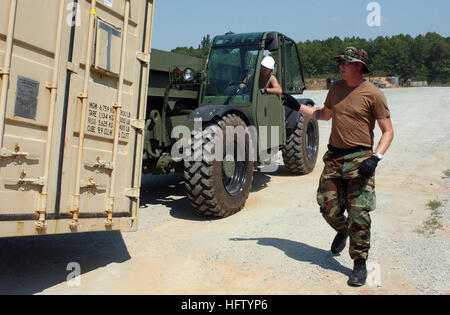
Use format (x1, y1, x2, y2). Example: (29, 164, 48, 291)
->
(213, 32, 281, 51)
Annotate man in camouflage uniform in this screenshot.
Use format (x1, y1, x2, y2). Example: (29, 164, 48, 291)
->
(283, 47, 394, 286)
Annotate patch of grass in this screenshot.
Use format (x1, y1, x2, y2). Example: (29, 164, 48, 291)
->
(415, 199, 444, 237)
(442, 169, 450, 179)
(426, 200, 443, 211)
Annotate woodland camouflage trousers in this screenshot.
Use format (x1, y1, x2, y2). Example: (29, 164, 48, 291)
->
(316, 150, 376, 261)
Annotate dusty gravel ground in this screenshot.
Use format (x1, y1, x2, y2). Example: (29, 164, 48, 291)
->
(0, 87, 449, 295)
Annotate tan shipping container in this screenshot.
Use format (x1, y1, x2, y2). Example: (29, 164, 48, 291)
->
(0, 0, 155, 237)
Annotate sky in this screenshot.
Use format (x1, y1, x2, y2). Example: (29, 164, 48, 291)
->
(151, 0, 450, 51)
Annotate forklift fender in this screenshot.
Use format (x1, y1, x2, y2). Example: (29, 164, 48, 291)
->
(189, 105, 251, 126)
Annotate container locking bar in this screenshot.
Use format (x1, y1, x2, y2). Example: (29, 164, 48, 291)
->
(80, 177, 106, 190)
(84, 156, 115, 170)
(0, 0, 17, 148)
(104, 0, 131, 228)
(4, 176, 45, 186)
(1, 147, 38, 159)
(71, 0, 98, 227)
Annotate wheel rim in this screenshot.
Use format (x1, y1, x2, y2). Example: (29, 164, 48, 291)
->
(222, 145, 248, 196)
(306, 121, 318, 161)
(222, 154, 236, 178)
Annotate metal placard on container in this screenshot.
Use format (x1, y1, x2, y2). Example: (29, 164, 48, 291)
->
(14, 76, 39, 119)
(94, 19, 122, 75)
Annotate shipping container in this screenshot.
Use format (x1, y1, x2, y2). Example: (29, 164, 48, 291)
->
(0, 0, 155, 237)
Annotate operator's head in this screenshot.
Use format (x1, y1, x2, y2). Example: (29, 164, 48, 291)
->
(333, 47, 371, 74)
(261, 56, 275, 71)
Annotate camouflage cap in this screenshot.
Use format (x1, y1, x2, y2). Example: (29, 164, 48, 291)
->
(334, 47, 371, 74)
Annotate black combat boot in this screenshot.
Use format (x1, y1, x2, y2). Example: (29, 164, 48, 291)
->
(331, 230, 349, 254)
(347, 259, 367, 287)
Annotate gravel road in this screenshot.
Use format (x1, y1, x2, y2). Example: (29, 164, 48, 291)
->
(0, 87, 449, 295)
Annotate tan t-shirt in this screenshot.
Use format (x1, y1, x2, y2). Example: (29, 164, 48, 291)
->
(324, 80, 390, 149)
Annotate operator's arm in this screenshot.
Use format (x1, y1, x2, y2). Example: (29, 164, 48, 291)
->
(239, 73, 252, 89)
(374, 117, 394, 155)
(265, 76, 282, 95)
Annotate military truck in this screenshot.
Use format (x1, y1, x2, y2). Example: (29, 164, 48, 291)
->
(143, 32, 319, 217)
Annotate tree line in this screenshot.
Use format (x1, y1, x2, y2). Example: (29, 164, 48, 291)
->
(171, 33, 450, 84)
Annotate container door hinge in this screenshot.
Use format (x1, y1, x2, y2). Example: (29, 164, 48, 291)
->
(136, 52, 150, 64)
(125, 187, 140, 199)
(67, 62, 78, 74)
(131, 119, 145, 131)
(0, 67, 10, 75)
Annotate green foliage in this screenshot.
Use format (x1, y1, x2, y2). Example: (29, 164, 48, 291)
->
(297, 32, 450, 84)
(171, 33, 450, 84)
(171, 35, 212, 60)
(426, 200, 443, 211)
(415, 199, 444, 237)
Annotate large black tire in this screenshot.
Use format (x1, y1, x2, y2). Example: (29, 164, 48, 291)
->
(282, 114, 319, 175)
(184, 114, 254, 217)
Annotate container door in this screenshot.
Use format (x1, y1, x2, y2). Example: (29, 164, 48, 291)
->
(0, 0, 63, 224)
(0, 0, 153, 236)
(57, 0, 152, 230)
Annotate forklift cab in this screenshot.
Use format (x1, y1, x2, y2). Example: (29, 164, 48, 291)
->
(200, 32, 306, 150)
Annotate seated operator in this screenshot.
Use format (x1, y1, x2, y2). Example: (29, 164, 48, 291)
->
(240, 56, 282, 95)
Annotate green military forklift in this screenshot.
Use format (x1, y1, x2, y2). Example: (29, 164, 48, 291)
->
(143, 32, 319, 217)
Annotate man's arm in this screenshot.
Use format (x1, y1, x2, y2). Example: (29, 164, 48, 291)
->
(358, 117, 394, 178)
(299, 105, 332, 121)
(374, 117, 394, 155)
(281, 93, 332, 120)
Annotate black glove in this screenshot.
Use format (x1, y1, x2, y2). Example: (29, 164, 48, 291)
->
(282, 93, 301, 111)
(358, 155, 379, 178)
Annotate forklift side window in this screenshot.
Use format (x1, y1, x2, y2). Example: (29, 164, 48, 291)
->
(284, 39, 305, 94)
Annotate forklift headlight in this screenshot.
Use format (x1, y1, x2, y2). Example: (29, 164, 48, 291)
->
(183, 68, 196, 82)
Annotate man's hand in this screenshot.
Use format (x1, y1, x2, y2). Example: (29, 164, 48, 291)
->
(358, 156, 380, 178)
(260, 88, 267, 94)
(282, 93, 301, 111)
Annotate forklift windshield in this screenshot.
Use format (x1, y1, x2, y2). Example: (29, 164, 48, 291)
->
(201, 33, 264, 105)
